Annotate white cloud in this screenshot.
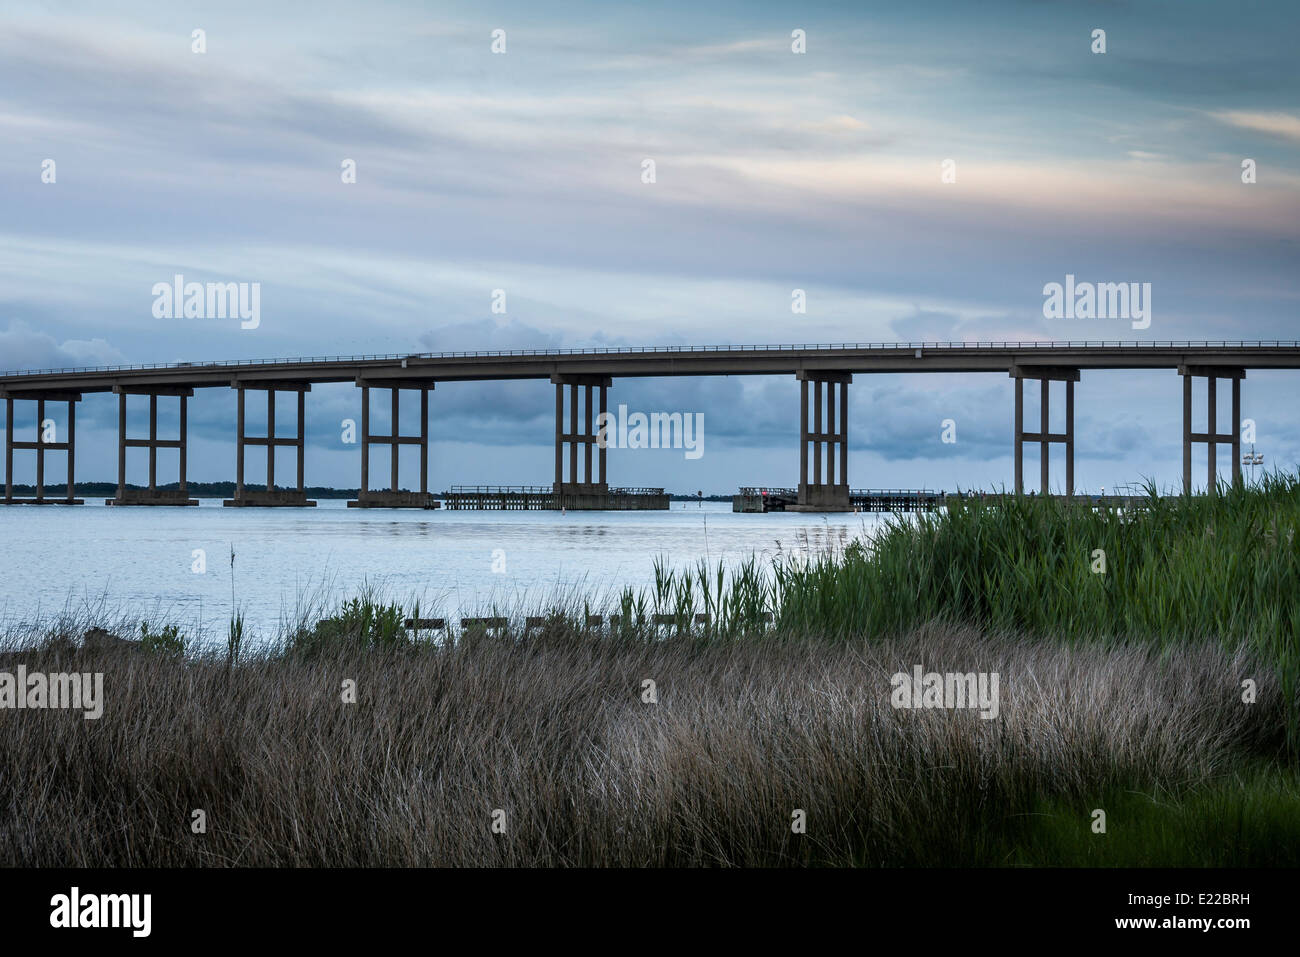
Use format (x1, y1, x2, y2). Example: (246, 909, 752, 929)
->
(1209, 110, 1300, 142)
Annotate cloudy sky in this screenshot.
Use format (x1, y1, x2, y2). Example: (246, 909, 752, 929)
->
(2, 0, 1297, 493)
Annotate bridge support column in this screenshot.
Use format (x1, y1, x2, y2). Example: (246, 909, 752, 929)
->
(1179, 366, 1243, 494)
(348, 378, 435, 508)
(552, 374, 611, 508)
(225, 381, 316, 506)
(1, 390, 83, 504)
(795, 371, 851, 511)
(1011, 367, 1078, 496)
(107, 386, 197, 505)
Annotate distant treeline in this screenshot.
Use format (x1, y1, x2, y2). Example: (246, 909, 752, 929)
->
(7, 482, 733, 501)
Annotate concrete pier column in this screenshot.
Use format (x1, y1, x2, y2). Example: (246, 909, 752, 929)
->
(1039, 379, 1049, 494)
(838, 380, 848, 486)
(267, 390, 277, 491)
(419, 389, 428, 497)
(361, 385, 370, 496)
(598, 384, 607, 486)
(106, 386, 196, 505)
(1207, 376, 1217, 492)
(1182, 374, 1192, 495)
(795, 370, 851, 511)
(551, 373, 612, 507)
(236, 387, 246, 497)
(569, 383, 578, 490)
(118, 391, 127, 500)
(826, 381, 836, 489)
(1179, 366, 1244, 495)
(1014, 378, 1023, 494)
(226, 380, 315, 506)
(148, 394, 158, 493)
(1065, 380, 1074, 498)
(812, 380, 822, 487)
(1010, 366, 1078, 496)
(554, 383, 563, 491)
(390, 388, 400, 493)
(1, 390, 83, 504)
(347, 377, 434, 508)
(799, 380, 809, 491)
(1232, 377, 1242, 488)
(178, 395, 186, 496)
(35, 398, 45, 499)
(67, 398, 76, 501)
(584, 384, 593, 485)
(4, 397, 11, 502)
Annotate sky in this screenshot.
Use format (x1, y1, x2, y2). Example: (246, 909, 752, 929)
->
(1, 0, 1297, 494)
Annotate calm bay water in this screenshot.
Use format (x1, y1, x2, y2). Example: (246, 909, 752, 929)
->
(0, 500, 885, 648)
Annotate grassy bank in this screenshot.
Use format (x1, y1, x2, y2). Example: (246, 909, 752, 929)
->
(1, 474, 1297, 866)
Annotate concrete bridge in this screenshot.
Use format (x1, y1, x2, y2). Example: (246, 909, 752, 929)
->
(3, 339, 1297, 509)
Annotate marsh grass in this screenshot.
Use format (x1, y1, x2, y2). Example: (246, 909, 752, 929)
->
(774, 473, 1300, 747)
(0, 621, 1285, 867)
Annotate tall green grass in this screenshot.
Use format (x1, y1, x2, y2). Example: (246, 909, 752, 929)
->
(774, 472, 1300, 749)
(1003, 765, 1300, 867)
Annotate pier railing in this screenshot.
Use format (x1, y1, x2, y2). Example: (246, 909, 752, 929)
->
(445, 485, 665, 496)
(445, 485, 554, 495)
(439, 485, 668, 511)
(6, 339, 1300, 378)
(851, 488, 938, 497)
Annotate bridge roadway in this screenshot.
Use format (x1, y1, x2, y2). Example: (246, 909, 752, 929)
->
(2, 340, 1298, 509)
(4, 340, 1300, 390)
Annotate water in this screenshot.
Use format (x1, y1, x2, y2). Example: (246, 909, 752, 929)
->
(0, 500, 884, 647)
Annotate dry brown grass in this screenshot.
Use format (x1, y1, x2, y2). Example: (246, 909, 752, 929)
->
(0, 622, 1280, 866)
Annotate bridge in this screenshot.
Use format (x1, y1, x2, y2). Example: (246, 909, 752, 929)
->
(3, 340, 1297, 509)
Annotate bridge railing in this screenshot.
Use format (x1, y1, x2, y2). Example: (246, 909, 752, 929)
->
(4, 340, 1300, 379)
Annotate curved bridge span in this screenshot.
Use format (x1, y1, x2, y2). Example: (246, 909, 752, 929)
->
(3, 340, 1298, 510)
